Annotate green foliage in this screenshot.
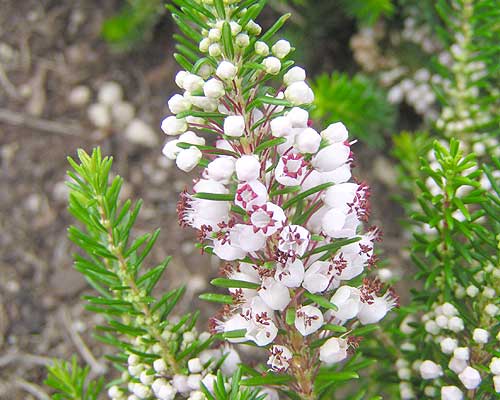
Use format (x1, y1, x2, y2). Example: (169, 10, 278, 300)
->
(102, 0, 165, 51)
(45, 356, 103, 400)
(312, 72, 396, 148)
(200, 368, 266, 400)
(339, 0, 394, 26)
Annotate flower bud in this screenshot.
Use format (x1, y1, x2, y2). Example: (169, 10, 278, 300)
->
(419, 360, 443, 379)
(458, 366, 481, 389)
(448, 357, 467, 374)
(208, 28, 221, 41)
(203, 78, 225, 99)
(285, 81, 314, 105)
(295, 127, 321, 153)
(255, 41, 270, 56)
(161, 116, 187, 136)
(176, 147, 202, 172)
(263, 56, 281, 75)
(209, 43, 222, 57)
(490, 357, 500, 374)
(440, 337, 458, 354)
(284, 66, 306, 86)
(270, 115, 292, 137)
(321, 122, 348, 144)
(153, 358, 167, 373)
(272, 39, 291, 59)
(183, 74, 204, 93)
(168, 94, 191, 114)
(319, 337, 348, 364)
(472, 328, 489, 344)
(235, 155, 260, 181)
(199, 38, 210, 52)
(206, 157, 235, 183)
(221, 116, 246, 139)
(216, 61, 237, 80)
(441, 386, 463, 400)
(188, 358, 203, 373)
(235, 33, 250, 47)
(175, 71, 189, 89)
(453, 347, 469, 361)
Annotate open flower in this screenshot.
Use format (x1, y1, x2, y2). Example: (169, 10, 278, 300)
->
(295, 305, 324, 336)
(278, 225, 311, 257)
(319, 337, 348, 364)
(267, 345, 293, 372)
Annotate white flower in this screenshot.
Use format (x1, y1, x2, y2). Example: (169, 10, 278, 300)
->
(458, 366, 482, 389)
(312, 143, 350, 172)
(323, 183, 359, 212)
(179, 131, 205, 146)
(267, 345, 293, 372)
(183, 74, 205, 93)
(357, 291, 397, 325)
(494, 376, 500, 393)
(205, 157, 235, 183)
(322, 209, 360, 239)
(168, 94, 191, 114)
(187, 374, 202, 390)
(236, 155, 261, 181)
(441, 386, 463, 400)
(303, 261, 334, 294)
(472, 328, 489, 344)
(220, 314, 251, 344)
(220, 346, 241, 375)
(235, 180, 268, 211)
(258, 277, 291, 311)
(399, 382, 415, 399)
(176, 146, 202, 172)
(441, 302, 458, 316)
(275, 153, 308, 186)
(209, 43, 222, 57)
(216, 61, 237, 80)
(295, 305, 324, 336)
(285, 81, 314, 105)
(295, 127, 321, 153)
(485, 303, 499, 316)
(230, 21, 242, 35)
(249, 202, 286, 236)
(171, 375, 190, 394)
(245, 314, 278, 346)
(175, 71, 189, 89)
(319, 337, 348, 364)
(448, 316, 464, 332)
(263, 56, 282, 75)
(419, 360, 443, 379)
(490, 357, 500, 375)
(255, 41, 270, 56)
(188, 358, 203, 373)
(272, 39, 291, 59)
(321, 122, 348, 144)
(440, 337, 458, 354)
(270, 116, 293, 137)
(287, 107, 309, 127)
(162, 140, 181, 160)
(424, 320, 440, 335)
(153, 358, 167, 373)
(224, 115, 246, 137)
(284, 66, 306, 86)
(208, 28, 221, 41)
(329, 286, 362, 322)
(161, 116, 188, 135)
(204, 78, 225, 99)
(278, 225, 310, 257)
(213, 231, 247, 261)
(201, 374, 217, 393)
(275, 259, 304, 288)
(199, 38, 211, 52)
(235, 33, 250, 47)
(448, 357, 468, 374)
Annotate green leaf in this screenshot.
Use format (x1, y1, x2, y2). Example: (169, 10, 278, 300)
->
(193, 192, 235, 201)
(211, 278, 260, 290)
(303, 292, 338, 311)
(199, 293, 234, 304)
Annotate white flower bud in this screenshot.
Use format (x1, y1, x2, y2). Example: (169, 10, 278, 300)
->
(441, 302, 458, 316)
(458, 366, 482, 389)
(176, 146, 202, 172)
(183, 74, 205, 93)
(453, 347, 469, 361)
(208, 28, 221, 41)
(168, 94, 191, 114)
(132, 383, 150, 399)
(140, 371, 154, 385)
(466, 285, 479, 297)
(235, 155, 260, 181)
(485, 303, 499, 316)
(161, 116, 187, 135)
(206, 157, 235, 182)
(263, 56, 281, 75)
(216, 61, 237, 80)
(270, 115, 292, 137)
(419, 360, 443, 379)
(448, 357, 467, 374)
(209, 43, 222, 57)
(172, 375, 190, 393)
(398, 367, 411, 380)
(162, 140, 181, 160)
(295, 127, 321, 153)
(272, 39, 291, 59)
(435, 315, 448, 328)
(424, 386, 437, 397)
(188, 358, 203, 373)
(108, 386, 122, 398)
(285, 81, 314, 105)
(287, 107, 309, 127)
(179, 131, 205, 146)
(255, 41, 270, 56)
(494, 376, 500, 393)
(321, 122, 348, 144)
(283, 66, 306, 86)
(440, 337, 458, 354)
(448, 316, 464, 332)
(230, 21, 242, 36)
(175, 71, 189, 89)
(128, 354, 140, 366)
(187, 374, 202, 390)
(153, 358, 167, 373)
(490, 357, 500, 374)
(199, 38, 211, 52)
(441, 386, 463, 400)
(235, 33, 250, 47)
(224, 115, 246, 137)
(472, 328, 489, 344)
(319, 337, 348, 364)
(312, 143, 350, 172)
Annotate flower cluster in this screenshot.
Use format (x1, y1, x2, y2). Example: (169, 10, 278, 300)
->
(159, 3, 397, 393)
(396, 298, 500, 399)
(107, 324, 242, 400)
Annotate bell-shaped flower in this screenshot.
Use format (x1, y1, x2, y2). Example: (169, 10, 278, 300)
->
(275, 259, 304, 288)
(249, 202, 286, 236)
(321, 122, 348, 144)
(275, 153, 308, 186)
(162, 139, 181, 160)
(320, 164, 352, 185)
(295, 128, 321, 154)
(213, 234, 247, 261)
(329, 286, 362, 322)
(205, 156, 235, 183)
(285, 81, 314, 105)
(258, 277, 291, 311)
(287, 107, 309, 128)
(319, 337, 348, 364)
(227, 262, 261, 300)
(161, 116, 188, 136)
(323, 183, 358, 213)
(224, 115, 246, 137)
(176, 146, 202, 172)
(267, 345, 293, 373)
(220, 314, 251, 344)
(358, 291, 398, 325)
(278, 225, 311, 257)
(234, 224, 267, 253)
(322, 211, 361, 239)
(334, 252, 365, 281)
(284, 66, 306, 86)
(235, 180, 268, 211)
(179, 180, 230, 230)
(312, 143, 350, 172)
(236, 155, 261, 181)
(303, 261, 334, 293)
(295, 305, 324, 336)
(270, 115, 293, 137)
(245, 313, 278, 346)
